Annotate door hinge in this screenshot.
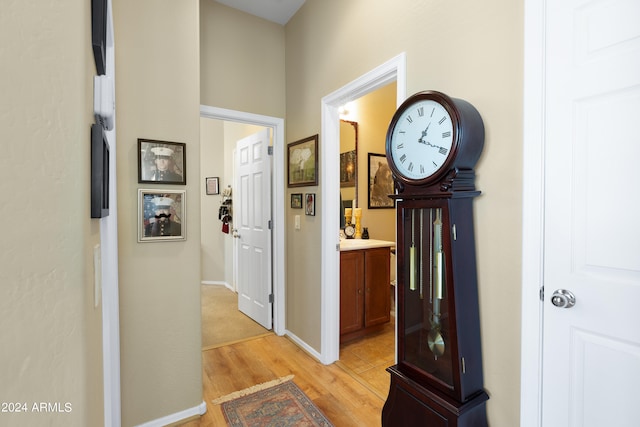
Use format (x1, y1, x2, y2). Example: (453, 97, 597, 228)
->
(539, 286, 544, 302)
(269, 294, 274, 303)
(268, 219, 272, 230)
(268, 146, 273, 156)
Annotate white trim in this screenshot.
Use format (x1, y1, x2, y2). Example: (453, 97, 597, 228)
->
(135, 401, 207, 427)
(520, 0, 545, 426)
(319, 53, 406, 364)
(201, 280, 232, 289)
(102, 1, 121, 426)
(199, 105, 286, 336)
(285, 330, 324, 362)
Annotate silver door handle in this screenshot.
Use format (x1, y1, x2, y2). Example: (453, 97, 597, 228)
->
(551, 289, 576, 308)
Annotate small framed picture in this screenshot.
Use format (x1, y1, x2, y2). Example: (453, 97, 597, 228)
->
(138, 189, 186, 242)
(291, 193, 303, 209)
(138, 139, 186, 185)
(205, 177, 220, 195)
(368, 153, 395, 209)
(305, 193, 316, 216)
(288, 134, 318, 187)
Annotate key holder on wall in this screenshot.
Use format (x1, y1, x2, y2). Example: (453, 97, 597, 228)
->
(219, 186, 232, 234)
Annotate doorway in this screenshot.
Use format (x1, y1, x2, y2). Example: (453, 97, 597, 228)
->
(319, 53, 407, 365)
(199, 106, 285, 336)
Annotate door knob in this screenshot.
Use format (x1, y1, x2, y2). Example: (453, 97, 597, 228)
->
(551, 289, 576, 308)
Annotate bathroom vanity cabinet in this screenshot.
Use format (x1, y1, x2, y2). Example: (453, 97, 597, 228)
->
(340, 240, 394, 342)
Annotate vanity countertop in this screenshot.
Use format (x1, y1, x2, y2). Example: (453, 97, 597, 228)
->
(339, 239, 396, 251)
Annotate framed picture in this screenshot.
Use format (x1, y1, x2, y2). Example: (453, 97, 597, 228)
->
(288, 134, 318, 187)
(138, 139, 186, 185)
(340, 150, 357, 188)
(205, 177, 220, 195)
(305, 193, 316, 216)
(138, 189, 186, 242)
(291, 193, 303, 209)
(368, 153, 395, 209)
(91, 124, 110, 218)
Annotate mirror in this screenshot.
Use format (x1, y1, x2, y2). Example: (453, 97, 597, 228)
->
(340, 120, 358, 227)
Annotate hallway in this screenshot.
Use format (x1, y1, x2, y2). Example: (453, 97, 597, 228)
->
(182, 334, 384, 426)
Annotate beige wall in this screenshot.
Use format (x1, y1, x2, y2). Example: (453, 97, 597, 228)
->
(200, 1, 286, 118)
(284, 1, 523, 426)
(114, 0, 202, 425)
(0, 1, 104, 426)
(200, 118, 226, 283)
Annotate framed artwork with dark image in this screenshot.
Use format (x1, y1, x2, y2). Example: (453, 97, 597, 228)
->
(138, 189, 186, 242)
(288, 134, 318, 187)
(305, 193, 316, 216)
(205, 177, 219, 195)
(91, 124, 110, 218)
(291, 193, 303, 209)
(368, 153, 395, 209)
(138, 139, 186, 185)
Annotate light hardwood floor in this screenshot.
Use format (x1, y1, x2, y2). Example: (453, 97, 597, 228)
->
(337, 320, 395, 400)
(180, 334, 386, 427)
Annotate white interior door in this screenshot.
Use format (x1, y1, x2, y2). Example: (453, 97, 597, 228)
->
(235, 129, 272, 329)
(542, 1, 640, 425)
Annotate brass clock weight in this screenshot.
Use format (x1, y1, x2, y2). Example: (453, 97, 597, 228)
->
(382, 90, 488, 426)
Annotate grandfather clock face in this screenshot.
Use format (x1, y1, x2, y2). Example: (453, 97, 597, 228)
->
(400, 204, 455, 390)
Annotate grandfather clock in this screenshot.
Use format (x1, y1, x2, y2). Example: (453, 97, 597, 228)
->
(382, 91, 488, 426)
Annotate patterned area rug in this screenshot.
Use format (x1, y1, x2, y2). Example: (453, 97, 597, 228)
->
(216, 377, 333, 427)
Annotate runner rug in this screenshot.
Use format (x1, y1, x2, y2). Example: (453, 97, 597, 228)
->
(213, 375, 333, 427)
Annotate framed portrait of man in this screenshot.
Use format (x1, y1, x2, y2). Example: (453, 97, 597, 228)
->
(138, 189, 186, 242)
(138, 139, 186, 185)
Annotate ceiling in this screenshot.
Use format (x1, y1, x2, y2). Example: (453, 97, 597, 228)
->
(215, 0, 306, 25)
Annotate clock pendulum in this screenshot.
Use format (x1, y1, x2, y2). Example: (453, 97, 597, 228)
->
(409, 210, 417, 292)
(428, 209, 445, 358)
(382, 90, 488, 427)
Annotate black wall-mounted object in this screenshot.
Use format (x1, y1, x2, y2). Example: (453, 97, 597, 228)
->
(91, 0, 107, 75)
(91, 124, 110, 218)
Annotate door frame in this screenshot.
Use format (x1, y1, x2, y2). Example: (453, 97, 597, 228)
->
(200, 105, 286, 336)
(319, 53, 406, 364)
(520, 0, 546, 425)
(102, 1, 121, 425)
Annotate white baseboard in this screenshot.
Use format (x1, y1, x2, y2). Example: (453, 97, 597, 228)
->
(201, 280, 234, 292)
(135, 401, 206, 427)
(284, 330, 325, 364)
(201, 280, 227, 286)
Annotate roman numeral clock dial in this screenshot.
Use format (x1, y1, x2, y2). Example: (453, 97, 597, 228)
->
(387, 96, 454, 183)
(386, 90, 484, 196)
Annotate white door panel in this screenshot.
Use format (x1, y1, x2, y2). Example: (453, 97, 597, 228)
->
(235, 129, 272, 329)
(542, 0, 640, 425)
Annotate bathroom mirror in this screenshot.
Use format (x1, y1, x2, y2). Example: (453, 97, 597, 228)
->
(340, 120, 358, 225)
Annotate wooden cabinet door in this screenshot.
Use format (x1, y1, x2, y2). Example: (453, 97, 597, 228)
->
(364, 247, 390, 327)
(340, 251, 364, 335)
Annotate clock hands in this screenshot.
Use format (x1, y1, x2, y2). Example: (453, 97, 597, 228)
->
(417, 121, 447, 153)
(419, 122, 431, 142)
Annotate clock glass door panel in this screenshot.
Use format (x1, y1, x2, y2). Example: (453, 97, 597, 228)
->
(399, 203, 455, 392)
